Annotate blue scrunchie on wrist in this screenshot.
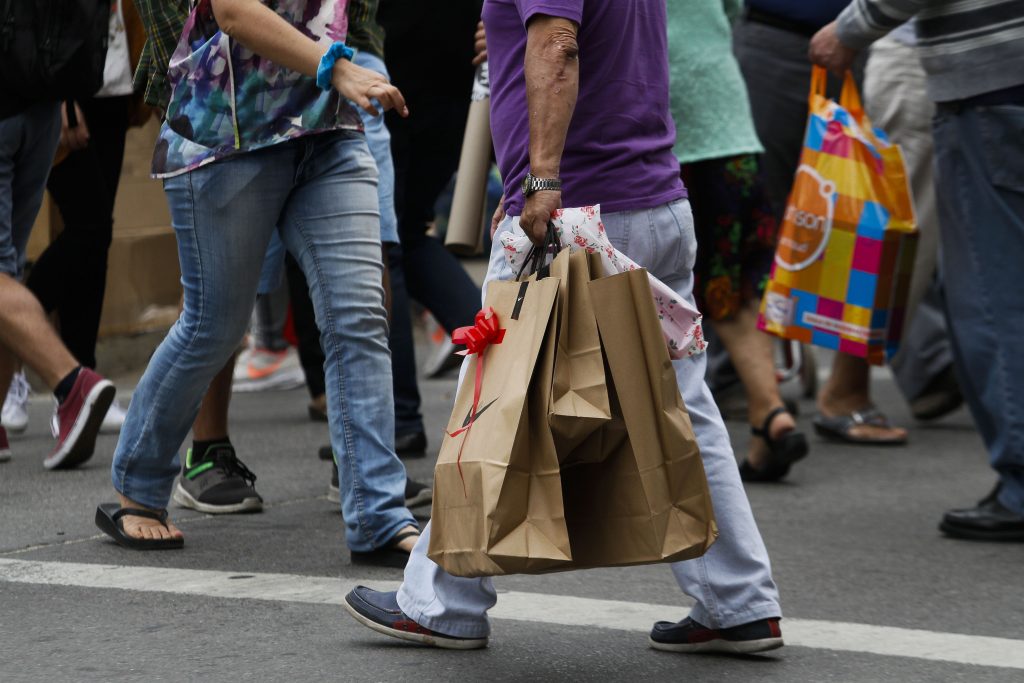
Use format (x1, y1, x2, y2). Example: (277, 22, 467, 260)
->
(316, 41, 355, 91)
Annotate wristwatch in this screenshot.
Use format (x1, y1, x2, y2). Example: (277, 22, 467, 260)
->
(521, 172, 562, 197)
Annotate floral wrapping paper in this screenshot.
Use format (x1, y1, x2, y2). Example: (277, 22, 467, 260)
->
(500, 205, 706, 360)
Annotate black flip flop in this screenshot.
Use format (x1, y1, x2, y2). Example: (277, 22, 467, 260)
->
(813, 407, 908, 446)
(95, 503, 184, 550)
(350, 530, 420, 569)
(740, 406, 809, 482)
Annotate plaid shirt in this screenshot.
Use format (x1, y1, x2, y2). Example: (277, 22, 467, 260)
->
(132, 0, 190, 112)
(133, 0, 383, 113)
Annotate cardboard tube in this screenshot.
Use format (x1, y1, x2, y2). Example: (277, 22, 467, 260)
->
(446, 64, 493, 256)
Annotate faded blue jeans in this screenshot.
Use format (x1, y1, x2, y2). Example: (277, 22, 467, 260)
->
(257, 51, 399, 294)
(111, 131, 415, 551)
(396, 200, 782, 637)
(933, 101, 1024, 514)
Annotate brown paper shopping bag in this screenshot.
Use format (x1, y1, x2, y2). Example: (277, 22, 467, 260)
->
(546, 249, 611, 460)
(559, 267, 717, 569)
(428, 275, 573, 578)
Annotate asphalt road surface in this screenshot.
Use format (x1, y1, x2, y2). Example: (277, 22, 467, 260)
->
(2, 353, 1022, 682)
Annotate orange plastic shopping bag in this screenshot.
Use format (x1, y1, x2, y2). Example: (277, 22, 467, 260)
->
(759, 67, 918, 365)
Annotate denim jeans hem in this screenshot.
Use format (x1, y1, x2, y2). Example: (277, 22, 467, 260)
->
(688, 600, 783, 630)
(112, 472, 174, 511)
(395, 592, 492, 639)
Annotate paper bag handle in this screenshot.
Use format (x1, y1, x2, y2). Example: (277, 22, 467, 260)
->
(516, 221, 561, 281)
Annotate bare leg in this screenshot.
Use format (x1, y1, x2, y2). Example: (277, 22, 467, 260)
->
(0, 274, 77, 389)
(711, 303, 796, 467)
(191, 352, 236, 441)
(818, 352, 907, 441)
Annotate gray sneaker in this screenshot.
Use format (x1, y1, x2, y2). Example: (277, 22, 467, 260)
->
(173, 443, 263, 514)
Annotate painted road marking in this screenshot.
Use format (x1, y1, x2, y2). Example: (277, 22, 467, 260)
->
(1, 558, 1021, 670)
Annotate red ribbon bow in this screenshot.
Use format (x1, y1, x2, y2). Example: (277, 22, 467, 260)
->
(452, 307, 506, 356)
(447, 307, 505, 493)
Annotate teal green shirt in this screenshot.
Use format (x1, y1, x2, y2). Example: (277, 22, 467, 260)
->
(668, 0, 763, 164)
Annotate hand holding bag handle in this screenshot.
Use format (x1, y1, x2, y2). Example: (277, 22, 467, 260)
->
(809, 65, 862, 117)
(516, 221, 561, 281)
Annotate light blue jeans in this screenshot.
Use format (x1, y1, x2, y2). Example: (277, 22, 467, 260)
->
(256, 51, 398, 295)
(396, 200, 782, 637)
(933, 102, 1024, 514)
(111, 130, 415, 552)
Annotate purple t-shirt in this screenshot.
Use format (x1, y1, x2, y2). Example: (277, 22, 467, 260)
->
(483, 0, 685, 216)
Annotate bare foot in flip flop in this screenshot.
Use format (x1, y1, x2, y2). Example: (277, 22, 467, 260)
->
(393, 525, 419, 552)
(115, 493, 184, 542)
(816, 400, 908, 444)
(350, 525, 421, 568)
(816, 354, 907, 445)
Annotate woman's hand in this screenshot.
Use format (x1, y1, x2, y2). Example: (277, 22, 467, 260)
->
(211, 0, 409, 118)
(331, 59, 408, 118)
(472, 20, 487, 66)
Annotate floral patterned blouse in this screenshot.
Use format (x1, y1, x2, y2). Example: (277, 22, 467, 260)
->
(152, 0, 361, 177)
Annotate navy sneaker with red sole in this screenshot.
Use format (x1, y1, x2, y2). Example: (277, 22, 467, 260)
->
(650, 616, 783, 654)
(344, 586, 487, 650)
(44, 368, 115, 470)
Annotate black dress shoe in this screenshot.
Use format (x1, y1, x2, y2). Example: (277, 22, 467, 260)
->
(940, 484, 1024, 541)
(395, 431, 427, 456)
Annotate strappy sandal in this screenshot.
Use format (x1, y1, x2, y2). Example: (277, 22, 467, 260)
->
(350, 529, 421, 569)
(95, 503, 184, 550)
(739, 406, 809, 483)
(813, 407, 908, 446)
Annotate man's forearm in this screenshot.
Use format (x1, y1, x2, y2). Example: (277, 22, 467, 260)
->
(524, 16, 579, 179)
(836, 0, 926, 50)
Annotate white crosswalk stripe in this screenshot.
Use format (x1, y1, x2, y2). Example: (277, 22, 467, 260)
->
(1, 558, 1020, 670)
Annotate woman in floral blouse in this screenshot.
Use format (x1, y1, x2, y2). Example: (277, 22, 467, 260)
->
(98, 0, 420, 562)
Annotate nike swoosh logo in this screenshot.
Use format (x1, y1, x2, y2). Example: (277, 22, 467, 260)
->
(463, 398, 498, 428)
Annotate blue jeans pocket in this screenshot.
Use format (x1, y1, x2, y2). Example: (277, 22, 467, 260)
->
(976, 104, 1024, 194)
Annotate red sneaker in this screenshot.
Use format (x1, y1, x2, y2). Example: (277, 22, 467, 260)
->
(0, 426, 11, 463)
(44, 368, 115, 470)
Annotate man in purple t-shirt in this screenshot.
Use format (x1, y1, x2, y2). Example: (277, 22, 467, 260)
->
(344, 0, 785, 655)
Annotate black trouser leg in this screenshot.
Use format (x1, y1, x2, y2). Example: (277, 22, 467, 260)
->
(27, 96, 129, 369)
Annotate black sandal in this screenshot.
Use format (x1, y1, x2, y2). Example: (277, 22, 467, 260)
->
(350, 529, 420, 569)
(95, 503, 184, 550)
(739, 407, 809, 483)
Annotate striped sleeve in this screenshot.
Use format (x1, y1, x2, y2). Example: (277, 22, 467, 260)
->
(835, 0, 928, 49)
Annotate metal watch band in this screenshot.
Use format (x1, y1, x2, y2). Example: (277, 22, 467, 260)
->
(522, 173, 562, 196)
